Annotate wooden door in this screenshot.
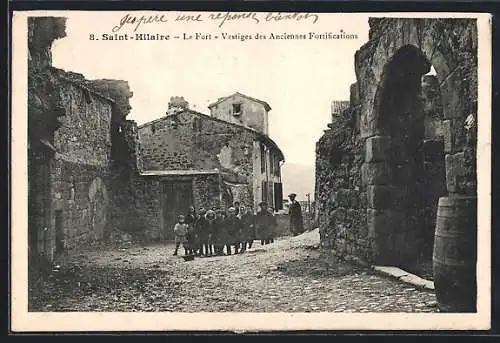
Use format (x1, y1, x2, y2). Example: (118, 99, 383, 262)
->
(162, 180, 194, 240)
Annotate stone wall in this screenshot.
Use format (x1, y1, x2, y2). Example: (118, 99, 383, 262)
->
(193, 174, 223, 210)
(316, 95, 371, 263)
(28, 17, 67, 262)
(28, 17, 141, 260)
(315, 18, 477, 268)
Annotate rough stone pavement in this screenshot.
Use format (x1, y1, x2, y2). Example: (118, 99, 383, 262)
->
(30, 229, 438, 312)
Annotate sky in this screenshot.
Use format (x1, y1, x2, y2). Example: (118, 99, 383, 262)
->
(51, 11, 371, 200)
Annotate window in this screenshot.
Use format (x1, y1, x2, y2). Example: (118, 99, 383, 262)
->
(260, 145, 266, 173)
(261, 181, 268, 203)
(232, 103, 242, 116)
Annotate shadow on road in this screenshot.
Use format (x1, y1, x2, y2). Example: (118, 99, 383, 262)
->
(276, 251, 375, 279)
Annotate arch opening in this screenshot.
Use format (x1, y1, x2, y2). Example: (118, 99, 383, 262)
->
(372, 45, 447, 269)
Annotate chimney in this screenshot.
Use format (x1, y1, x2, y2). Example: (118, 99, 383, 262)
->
(168, 96, 189, 110)
(331, 100, 350, 122)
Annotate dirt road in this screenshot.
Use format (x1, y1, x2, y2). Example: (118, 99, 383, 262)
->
(29, 229, 437, 312)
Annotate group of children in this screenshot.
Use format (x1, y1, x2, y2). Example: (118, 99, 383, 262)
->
(173, 201, 277, 257)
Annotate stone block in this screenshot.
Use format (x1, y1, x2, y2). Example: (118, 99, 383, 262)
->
(359, 192, 368, 208)
(445, 152, 466, 193)
(442, 120, 453, 153)
(350, 190, 360, 208)
(367, 185, 393, 209)
(350, 83, 360, 106)
(346, 208, 356, 225)
(360, 111, 382, 139)
(365, 135, 391, 162)
(361, 162, 392, 185)
(440, 68, 464, 120)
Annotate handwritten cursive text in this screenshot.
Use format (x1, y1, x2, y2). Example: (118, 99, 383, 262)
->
(112, 13, 168, 33)
(208, 12, 260, 28)
(265, 12, 319, 24)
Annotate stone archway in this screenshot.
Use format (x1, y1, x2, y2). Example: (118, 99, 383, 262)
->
(316, 18, 477, 268)
(365, 45, 439, 267)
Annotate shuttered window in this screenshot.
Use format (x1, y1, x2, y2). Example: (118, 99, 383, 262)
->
(261, 181, 268, 203)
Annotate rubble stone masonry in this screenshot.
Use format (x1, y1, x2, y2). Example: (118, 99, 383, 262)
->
(315, 18, 477, 268)
(28, 17, 139, 259)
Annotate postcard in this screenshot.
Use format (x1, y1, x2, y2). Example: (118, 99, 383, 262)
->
(11, 10, 492, 331)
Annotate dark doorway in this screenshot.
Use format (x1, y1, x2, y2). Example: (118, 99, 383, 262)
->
(162, 180, 194, 240)
(28, 148, 52, 258)
(377, 45, 432, 268)
(274, 182, 283, 210)
(55, 210, 64, 255)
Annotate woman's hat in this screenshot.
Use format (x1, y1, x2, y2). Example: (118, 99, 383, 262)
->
(288, 193, 297, 198)
(205, 210, 216, 218)
(259, 201, 268, 207)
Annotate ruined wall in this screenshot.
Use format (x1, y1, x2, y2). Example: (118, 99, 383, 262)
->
(209, 94, 269, 135)
(28, 16, 142, 258)
(316, 86, 370, 263)
(49, 75, 115, 251)
(139, 112, 195, 170)
(28, 17, 68, 261)
(193, 174, 223, 210)
(316, 18, 477, 267)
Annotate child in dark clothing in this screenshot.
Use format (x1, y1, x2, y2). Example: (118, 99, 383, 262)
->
(226, 207, 240, 254)
(215, 209, 228, 255)
(239, 205, 255, 252)
(205, 210, 217, 256)
(185, 205, 197, 255)
(196, 208, 208, 256)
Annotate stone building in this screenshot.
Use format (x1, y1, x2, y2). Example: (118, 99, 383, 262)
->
(27, 17, 286, 257)
(28, 17, 137, 262)
(208, 92, 271, 135)
(315, 18, 477, 269)
(137, 96, 285, 239)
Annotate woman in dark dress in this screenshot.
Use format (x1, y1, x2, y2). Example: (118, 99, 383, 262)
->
(239, 205, 256, 252)
(226, 207, 240, 254)
(255, 202, 277, 245)
(215, 209, 228, 256)
(204, 210, 217, 257)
